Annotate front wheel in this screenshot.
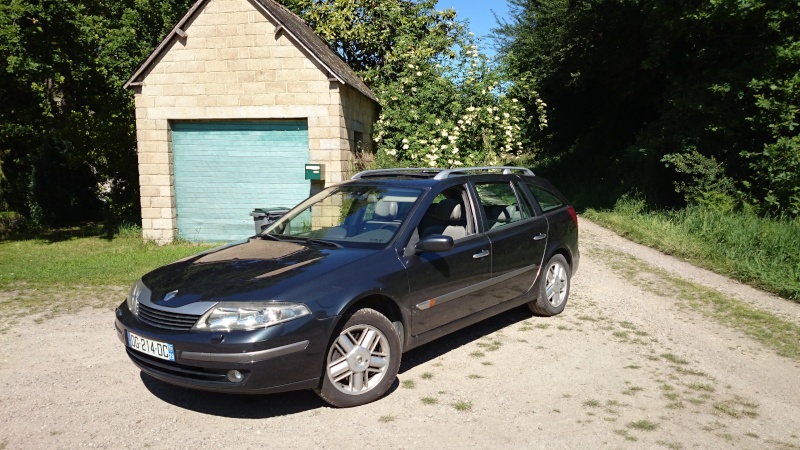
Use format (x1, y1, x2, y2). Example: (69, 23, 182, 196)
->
(315, 308, 401, 407)
(528, 254, 571, 316)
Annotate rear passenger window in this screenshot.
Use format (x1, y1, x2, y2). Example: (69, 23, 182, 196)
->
(475, 182, 528, 229)
(526, 184, 564, 212)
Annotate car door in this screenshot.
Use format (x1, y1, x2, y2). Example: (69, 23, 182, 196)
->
(402, 185, 494, 336)
(474, 180, 548, 303)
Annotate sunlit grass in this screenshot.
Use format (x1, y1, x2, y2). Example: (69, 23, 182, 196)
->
(0, 225, 215, 330)
(585, 198, 800, 301)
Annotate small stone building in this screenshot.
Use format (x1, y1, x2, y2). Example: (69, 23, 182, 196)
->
(125, 0, 378, 243)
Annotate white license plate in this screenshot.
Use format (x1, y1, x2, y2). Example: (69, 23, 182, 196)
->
(127, 331, 175, 362)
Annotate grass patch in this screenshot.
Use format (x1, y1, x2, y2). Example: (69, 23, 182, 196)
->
(624, 364, 641, 369)
(452, 400, 473, 411)
(656, 440, 683, 449)
(688, 383, 715, 393)
(0, 224, 213, 288)
(420, 372, 433, 380)
(597, 247, 800, 360)
(469, 351, 486, 358)
(481, 361, 493, 366)
(583, 399, 601, 407)
(577, 315, 598, 322)
(534, 323, 551, 329)
(627, 419, 659, 431)
(467, 374, 484, 379)
(584, 199, 800, 300)
(660, 353, 689, 365)
(612, 331, 629, 339)
(713, 397, 759, 418)
(674, 366, 708, 377)
(622, 386, 644, 396)
(0, 225, 215, 331)
(378, 415, 395, 423)
(421, 396, 438, 405)
(401, 379, 416, 389)
(619, 321, 637, 329)
(614, 429, 638, 442)
(476, 340, 502, 351)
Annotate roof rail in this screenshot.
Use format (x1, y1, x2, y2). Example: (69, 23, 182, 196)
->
(432, 166, 534, 179)
(351, 166, 534, 180)
(351, 168, 444, 179)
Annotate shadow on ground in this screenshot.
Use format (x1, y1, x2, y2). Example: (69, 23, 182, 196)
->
(141, 305, 533, 417)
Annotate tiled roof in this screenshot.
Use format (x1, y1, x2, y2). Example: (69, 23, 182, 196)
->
(124, 0, 377, 102)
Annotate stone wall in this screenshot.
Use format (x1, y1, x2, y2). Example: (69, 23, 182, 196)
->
(133, 0, 371, 243)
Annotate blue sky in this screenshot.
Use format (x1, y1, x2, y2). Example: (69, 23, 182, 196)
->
(436, 0, 511, 54)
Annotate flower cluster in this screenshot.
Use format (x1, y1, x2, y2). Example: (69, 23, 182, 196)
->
(373, 34, 541, 169)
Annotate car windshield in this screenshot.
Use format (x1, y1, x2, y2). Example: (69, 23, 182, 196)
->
(264, 185, 424, 247)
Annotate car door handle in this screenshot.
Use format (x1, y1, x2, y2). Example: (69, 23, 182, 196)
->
(533, 233, 547, 241)
(473, 250, 490, 259)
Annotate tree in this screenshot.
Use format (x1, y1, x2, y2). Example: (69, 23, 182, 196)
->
(283, 0, 533, 168)
(495, 0, 800, 215)
(0, 0, 194, 226)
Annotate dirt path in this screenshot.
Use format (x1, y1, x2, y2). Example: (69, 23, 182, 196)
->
(1, 219, 799, 449)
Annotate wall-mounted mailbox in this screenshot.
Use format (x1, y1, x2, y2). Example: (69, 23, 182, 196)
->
(304, 163, 324, 180)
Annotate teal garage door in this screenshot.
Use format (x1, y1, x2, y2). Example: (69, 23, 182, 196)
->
(172, 121, 310, 242)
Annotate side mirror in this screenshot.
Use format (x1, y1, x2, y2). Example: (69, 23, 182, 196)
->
(414, 234, 454, 253)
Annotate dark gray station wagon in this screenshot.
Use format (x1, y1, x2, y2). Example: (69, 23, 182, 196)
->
(115, 166, 579, 407)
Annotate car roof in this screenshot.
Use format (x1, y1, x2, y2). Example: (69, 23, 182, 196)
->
(351, 166, 534, 180)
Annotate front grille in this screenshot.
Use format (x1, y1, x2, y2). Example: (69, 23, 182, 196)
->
(137, 302, 201, 330)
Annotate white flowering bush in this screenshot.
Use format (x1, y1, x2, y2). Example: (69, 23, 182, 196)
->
(373, 34, 546, 168)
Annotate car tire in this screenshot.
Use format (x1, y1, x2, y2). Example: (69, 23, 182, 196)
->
(315, 308, 402, 407)
(528, 254, 571, 316)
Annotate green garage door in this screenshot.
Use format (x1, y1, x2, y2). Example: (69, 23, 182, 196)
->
(172, 121, 310, 242)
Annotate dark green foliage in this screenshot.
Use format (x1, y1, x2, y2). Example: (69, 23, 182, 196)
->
(0, 0, 193, 228)
(496, 0, 800, 216)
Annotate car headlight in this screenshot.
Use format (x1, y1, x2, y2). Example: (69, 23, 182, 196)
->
(194, 302, 311, 331)
(127, 279, 150, 316)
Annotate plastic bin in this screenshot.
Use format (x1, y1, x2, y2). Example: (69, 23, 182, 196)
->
(250, 207, 290, 234)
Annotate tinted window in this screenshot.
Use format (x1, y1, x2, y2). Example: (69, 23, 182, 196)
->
(418, 186, 474, 239)
(266, 185, 423, 246)
(526, 183, 564, 212)
(475, 182, 528, 229)
(514, 182, 535, 218)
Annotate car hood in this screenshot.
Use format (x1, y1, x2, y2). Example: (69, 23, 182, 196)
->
(142, 238, 375, 307)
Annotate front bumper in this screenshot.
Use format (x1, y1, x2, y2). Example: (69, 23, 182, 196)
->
(115, 302, 334, 394)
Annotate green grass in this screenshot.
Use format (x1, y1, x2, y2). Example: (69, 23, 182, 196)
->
(585, 198, 800, 300)
(421, 396, 438, 405)
(378, 415, 395, 423)
(452, 400, 473, 411)
(401, 379, 416, 389)
(660, 353, 690, 365)
(0, 225, 214, 288)
(599, 247, 800, 360)
(627, 419, 659, 431)
(0, 225, 215, 329)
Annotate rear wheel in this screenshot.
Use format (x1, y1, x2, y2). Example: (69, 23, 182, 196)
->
(528, 254, 571, 316)
(315, 308, 401, 407)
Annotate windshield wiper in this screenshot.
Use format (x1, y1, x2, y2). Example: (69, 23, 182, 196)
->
(305, 239, 342, 248)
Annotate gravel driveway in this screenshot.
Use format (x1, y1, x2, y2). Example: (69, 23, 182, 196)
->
(1, 219, 799, 449)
